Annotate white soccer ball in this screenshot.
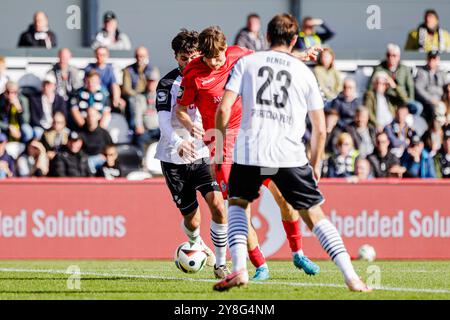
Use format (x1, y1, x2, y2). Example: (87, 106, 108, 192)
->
(358, 244, 376, 262)
(174, 242, 208, 274)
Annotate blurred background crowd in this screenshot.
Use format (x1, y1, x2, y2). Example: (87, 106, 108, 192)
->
(0, 7, 449, 180)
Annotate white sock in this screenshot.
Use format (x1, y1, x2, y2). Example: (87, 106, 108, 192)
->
(210, 221, 228, 267)
(292, 250, 304, 257)
(182, 221, 201, 244)
(312, 219, 359, 282)
(228, 205, 248, 273)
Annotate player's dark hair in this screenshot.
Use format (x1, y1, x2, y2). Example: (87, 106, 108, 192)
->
(267, 14, 299, 47)
(199, 26, 227, 58)
(171, 29, 199, 55)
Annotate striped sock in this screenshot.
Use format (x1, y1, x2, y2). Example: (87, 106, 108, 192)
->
(228, 205, 248, 273)
(182, 221, 201, 244)
(312, 219, 359, 281)
(210, 221, 228, 267)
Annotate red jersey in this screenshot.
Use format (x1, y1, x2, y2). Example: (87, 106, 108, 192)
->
(177, 45, 253, 133)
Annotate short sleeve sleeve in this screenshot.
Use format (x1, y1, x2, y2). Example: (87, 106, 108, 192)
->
(155, 78, 173, 112)
(305, 66, 325, 111)
(177, 74, 197, 107)
(225, 58, 245, 95)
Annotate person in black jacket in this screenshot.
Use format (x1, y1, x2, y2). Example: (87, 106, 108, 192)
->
(29, 75, 67, 139)
(96, 144, 123, 179)
(368, 132, 405, 178)
(49, 131, 91, 177)
(345, 106, 377, 158)
(18, 11, 57, 49)
(79, 107, 113, 174)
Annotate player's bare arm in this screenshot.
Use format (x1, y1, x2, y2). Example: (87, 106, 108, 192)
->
(308, 108, 327, 181)
(215, 90, 239, 164)
(175, 103, 205, 139)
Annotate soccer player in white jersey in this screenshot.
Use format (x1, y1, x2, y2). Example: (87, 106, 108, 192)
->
(213, 14, 371, 292)
(154, 29, 230, 279)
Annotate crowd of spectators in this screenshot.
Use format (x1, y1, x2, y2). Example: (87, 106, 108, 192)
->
(0, 9, 449, 180)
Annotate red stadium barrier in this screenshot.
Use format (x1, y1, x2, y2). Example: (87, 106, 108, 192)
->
(0, 178, 449, 260)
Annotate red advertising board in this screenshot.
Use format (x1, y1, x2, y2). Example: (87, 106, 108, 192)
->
(0, 178, 449, 260)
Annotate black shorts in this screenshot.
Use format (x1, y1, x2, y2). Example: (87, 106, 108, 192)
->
(228, 163, 325, 210)
(161, 159, 220, 215)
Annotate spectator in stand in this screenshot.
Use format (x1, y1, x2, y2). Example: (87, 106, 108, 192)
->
(134, 68, 161, 153)
(326, 132, 359, 178)
(329, 78, 361, 128)
(368, 132, 405, 178)
(364, 71, 408, 130)
(79, 108, 113, 174)
(234, 13, 268, 51)
(405, 9, 450, 52)
(293, 17, 335, 51)
(0, 133, 15, 179)
(122, 46, 154, 130)
(422, 108, 446, 157)
(401, 135, 436, 178)
(16, 139, 49, 177)
(47, 48, 83, 101)
(0, 57, 9, 95)
(96, 144, 123, 179)
(85, 47, 124, 112)
(49, 131, 91, 177)
(324, 108, 342, 156)
(0, 81, 33, 143)
(18, 11, 57, 49)
(313, 48, 342, 102)
(345, 106, 377, 158)
(369, 44, 422, 117)
(41, 111, 69, 161)
(415, 50, 447, 122)
(92, 11, 132, 51)
(29, 74, 66, 140)
(442, 83, 450, 123)
(384, 104, 416, 159)
(70, 70, 111, 129)
(347, 158, 373, 183)
(434, 127, 450, 178)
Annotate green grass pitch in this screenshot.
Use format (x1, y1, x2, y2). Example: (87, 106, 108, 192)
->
(0, 260, 449, 300)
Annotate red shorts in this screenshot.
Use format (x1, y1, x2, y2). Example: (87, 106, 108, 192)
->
(210, 130, 271, 198)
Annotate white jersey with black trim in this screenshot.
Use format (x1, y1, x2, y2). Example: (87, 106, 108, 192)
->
(155, 68, 209, 164)
(226, 50, 324, 168)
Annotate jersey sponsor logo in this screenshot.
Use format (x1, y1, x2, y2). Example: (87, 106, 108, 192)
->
(201, 77, 216, 86)
(213, 96, 223, 105)
(177, 86, 185, 99)
(157, 90, 169, 104)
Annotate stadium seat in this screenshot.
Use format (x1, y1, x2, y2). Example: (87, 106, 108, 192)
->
(18, 73, 42, 93)
(107, 113, 132, 145)
(145, 142, 163, 176)
(126, 171, 153, 181)
(116, 144, 143, 176)
(354, 66, 374, 97)
(5, 142, 26, 160)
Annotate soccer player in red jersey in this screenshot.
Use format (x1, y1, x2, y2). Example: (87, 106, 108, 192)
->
(176, 26, 320, 280)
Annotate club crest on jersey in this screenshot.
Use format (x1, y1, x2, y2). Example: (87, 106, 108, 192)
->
(177, 86, 185, 99)
(157, 90, 169, 104)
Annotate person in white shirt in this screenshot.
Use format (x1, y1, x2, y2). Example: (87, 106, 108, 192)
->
(214, 13, 371, 292)
(92, 11, 132, 51)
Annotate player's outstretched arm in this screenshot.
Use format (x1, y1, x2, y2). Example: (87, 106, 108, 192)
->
(308, 109, 327, 181)
(215, 90, 239, 163)
(175, 103, 205, 139)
